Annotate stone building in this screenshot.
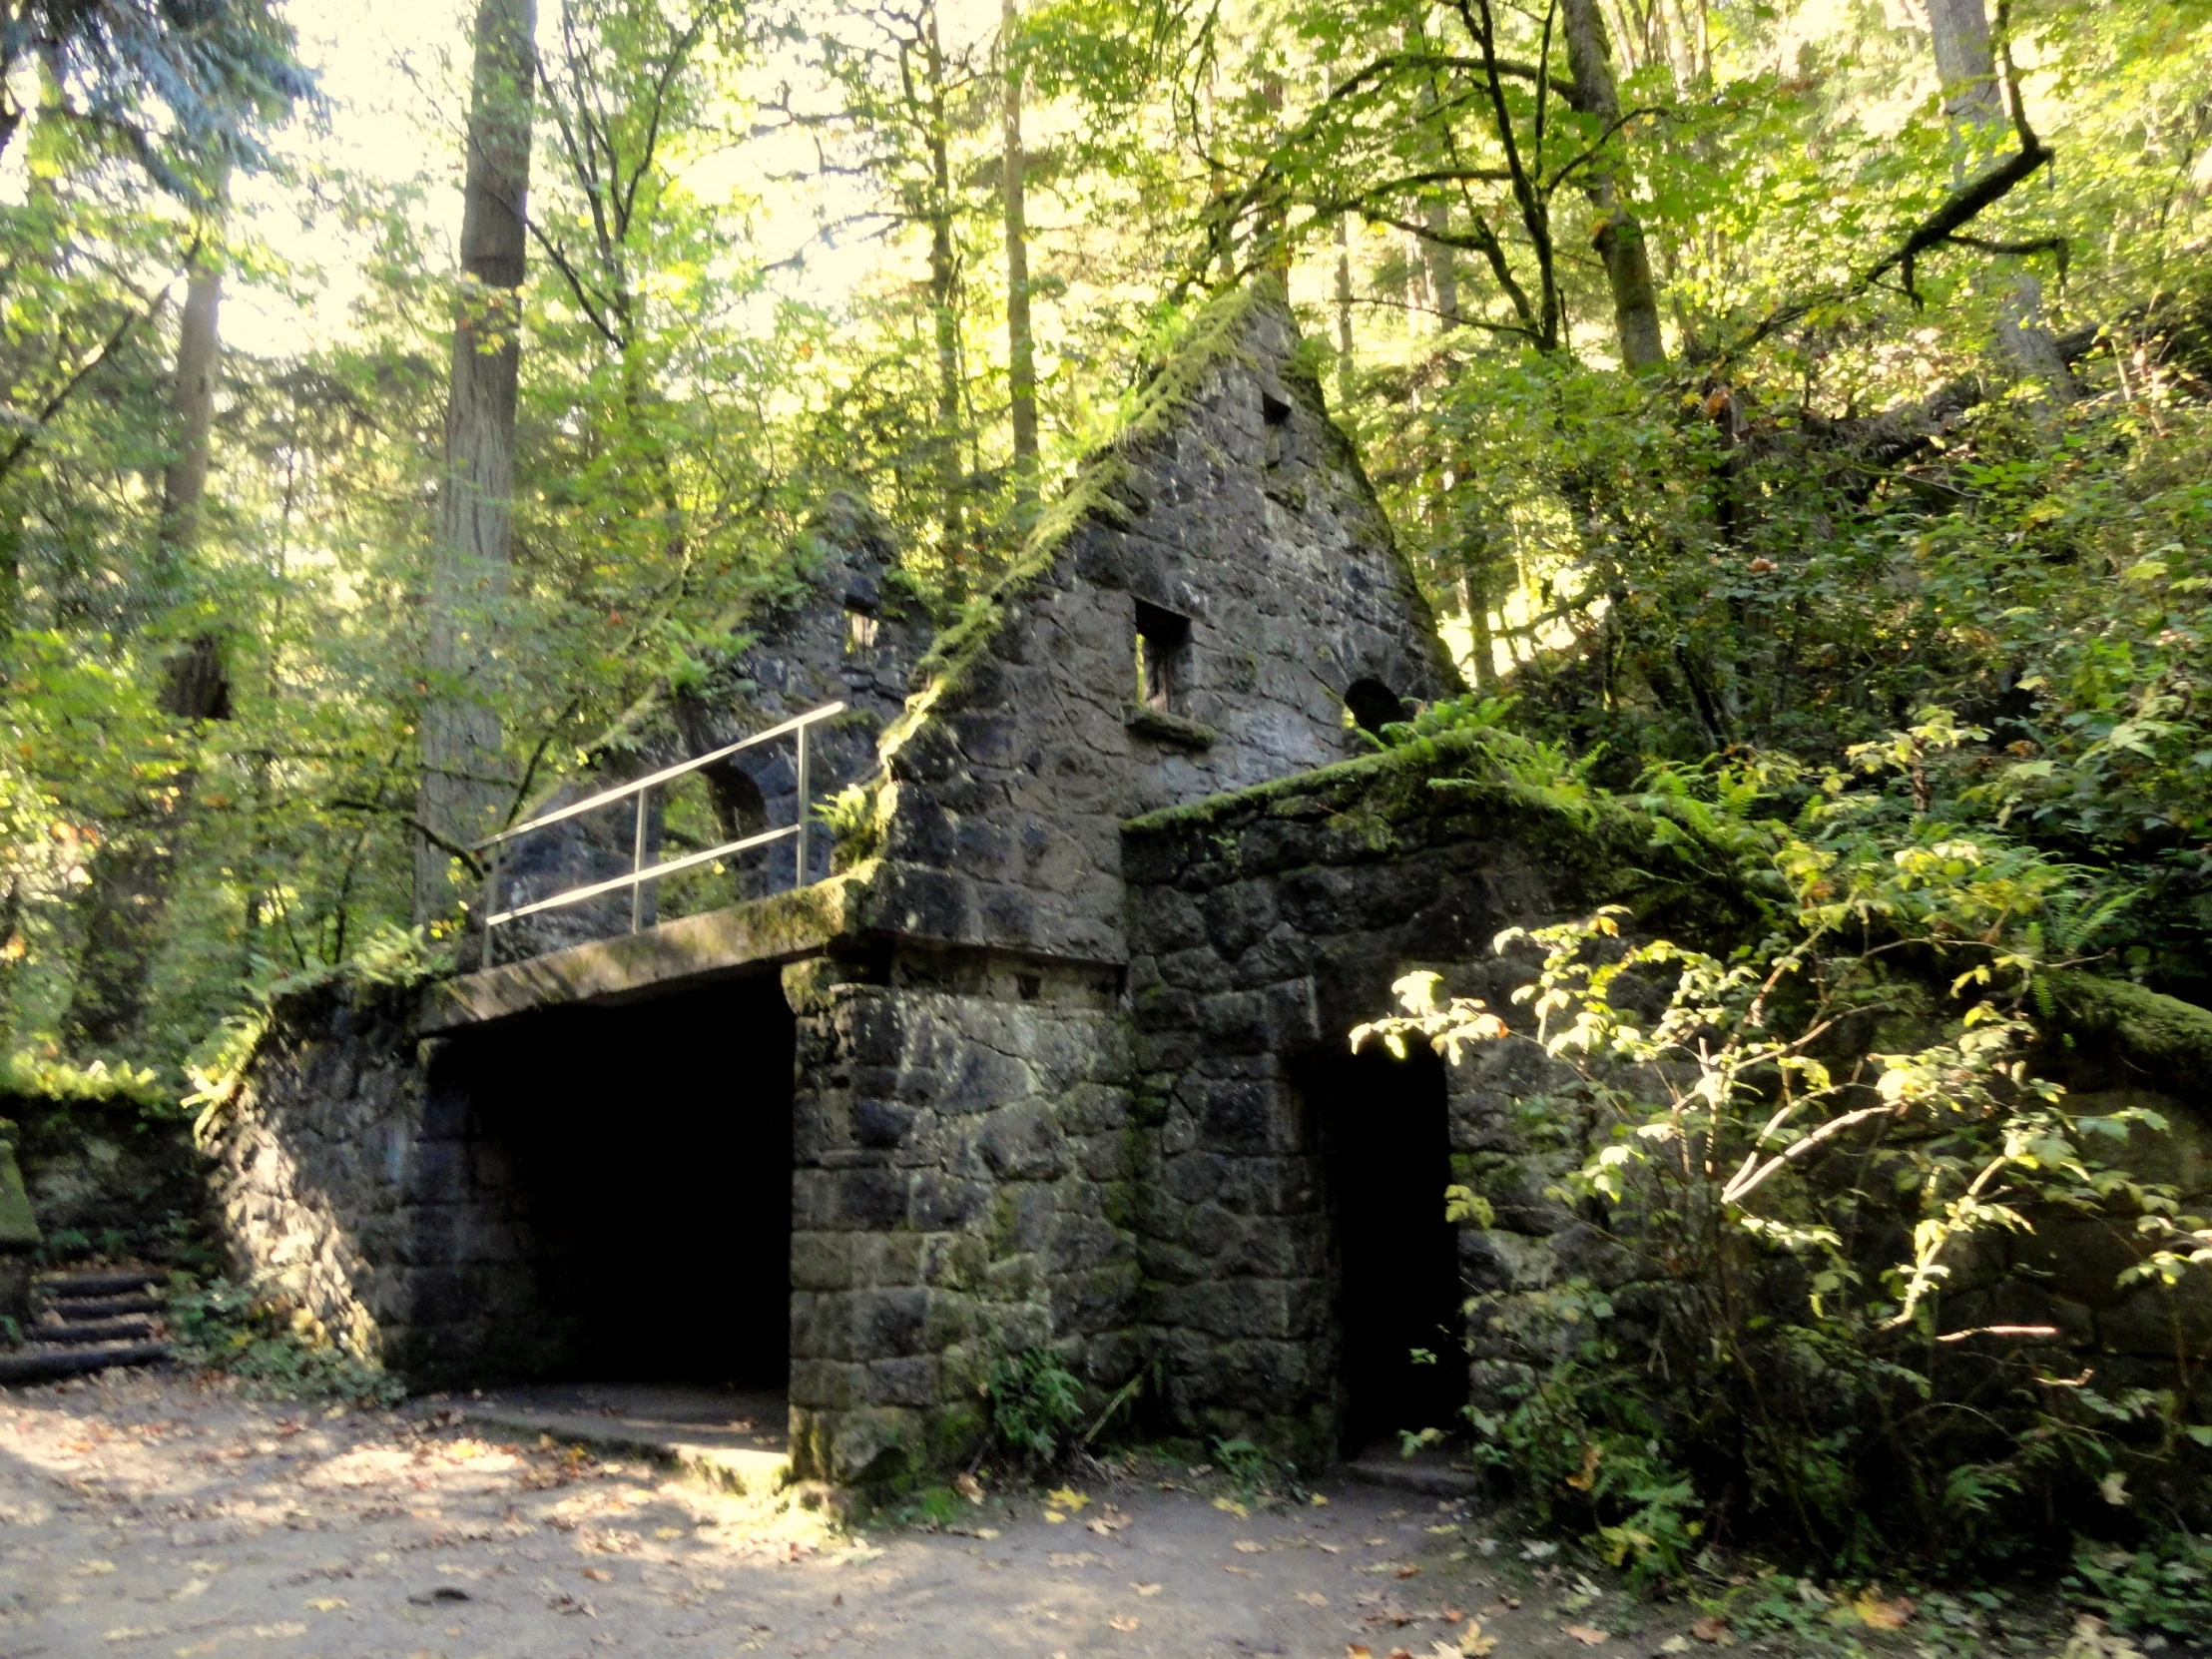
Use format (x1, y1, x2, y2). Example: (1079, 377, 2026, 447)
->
(206, 278, 2212, 1486)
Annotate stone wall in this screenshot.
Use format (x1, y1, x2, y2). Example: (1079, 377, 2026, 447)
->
(783, 958, 1139, 1482)
(0, 1091, 204, 1257)
(203, 979, 544, 1376)
(1119, 733, 1682, 1456)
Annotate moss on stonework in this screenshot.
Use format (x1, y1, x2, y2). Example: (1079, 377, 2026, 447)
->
(876, 277, 1298, 772)
(2046, 970, 2212, 1094)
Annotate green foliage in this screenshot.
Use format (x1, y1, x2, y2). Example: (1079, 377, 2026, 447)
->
(0, 1051, 165, 1109)
(984, 1346, 1086, 1469)
(1356, 724, 2212, 1572)
(2067, 1534, 2212, 1641)
(165, 1274, 403, 1406)
(1208, 1433, 1299, 1500)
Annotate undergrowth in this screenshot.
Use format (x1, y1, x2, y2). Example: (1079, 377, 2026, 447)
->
(166, 1274, 404, 1406)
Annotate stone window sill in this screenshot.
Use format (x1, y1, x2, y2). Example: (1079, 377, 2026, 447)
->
(1125, 704, 1217, 750)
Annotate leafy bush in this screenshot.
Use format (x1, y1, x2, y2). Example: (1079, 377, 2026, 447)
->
(1354, 719, 2212, 1577)
(2068, 1535, 2212, 1641)
(166, 1275, 403, 1406)
(984, 1347, 1085, 1469)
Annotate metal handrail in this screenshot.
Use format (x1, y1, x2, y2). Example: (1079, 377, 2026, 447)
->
(475, 700, 845, 965)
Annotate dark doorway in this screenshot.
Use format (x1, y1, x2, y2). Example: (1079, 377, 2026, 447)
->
(1309, 1041, 1465, 1450)
(462, 973, 795, 1385)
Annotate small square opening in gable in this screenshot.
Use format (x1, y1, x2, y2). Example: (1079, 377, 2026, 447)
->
(1133, 599, 1192, 712)
(842, 600, 879, 655)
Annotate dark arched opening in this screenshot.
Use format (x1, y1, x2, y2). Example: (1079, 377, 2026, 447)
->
(1345, 677, 1407, 736)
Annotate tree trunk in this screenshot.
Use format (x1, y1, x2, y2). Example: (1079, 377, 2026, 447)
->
(1001, 0, 1037, 524)
(415, 0, 537, 923)
(1334, 214, 1356, 407)
(922, 0, 965, 584)
(1424, 197, 1459, 330)
(1559, 0, 1667, 372)
(1924, 0, 2077, 397)
(62, 243, 232, 1056)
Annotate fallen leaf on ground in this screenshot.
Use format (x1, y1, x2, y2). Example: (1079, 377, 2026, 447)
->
(1690, 1616, 1734, 1644)
(1319, 1542, 1344, 1554)
(1458, 1623, 1499, 1657)
(954, 1473, 985, 1504)
(1214, 1495, 1250, 1517)
(1108, 1615, 1140, 1632)
(1441, 1607, 1464, 1622)
(1047, 1552, 1102, 1568)
(1310, 1493, 1330, 1506)
(655, 1526, 684, 1539)
(1224, 1564, 1260, 1576)
(1087, 1507, 1131, 1535)
(1234, 1539, 1266, 1553)
(549, 1593, 596, 1616)
(1396, 1565, 1421, 1579)
(1564, 1625, 1611, 1645)
(1387, 1648, 1414, 1659)
(1044, 1511, 1068, 1523)
(582, 1567, 613, 1582)
(1297, 1592, 1330, 1607)
(1045, 1487, 1090, 1512)
(1132, 1582, 1162, 1596)
(1347, 1647, 1373, 1658)
(1854, 1596, 1916, 1630)
(1659, 1640, 1692, 1655)
(305, 1599, 347, 1612)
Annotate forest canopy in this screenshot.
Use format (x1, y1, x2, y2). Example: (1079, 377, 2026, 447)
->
(0, 0, 2208, 1085)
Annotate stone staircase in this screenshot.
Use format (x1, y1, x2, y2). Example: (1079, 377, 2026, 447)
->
(0, 1267, 171, 1385)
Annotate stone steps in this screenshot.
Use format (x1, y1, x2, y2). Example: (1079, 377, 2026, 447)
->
(0, 1266, 170, 1386)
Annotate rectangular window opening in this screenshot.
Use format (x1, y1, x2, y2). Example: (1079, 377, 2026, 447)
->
(843, 604, 880, 656)
(1133, 599, 1192, 713)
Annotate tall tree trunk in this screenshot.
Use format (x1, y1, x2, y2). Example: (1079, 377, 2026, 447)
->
(1423, 198, 1459, 330)
(1560, 0, 1667, 372)
(922, 0, 965, 584)
(1334, 214, 1356, 407)
(1001, 0, 1037, 524)
(415, 0, 537, 923)
(63, 243, 233, 1055)
(1924, 0, 2077, 397)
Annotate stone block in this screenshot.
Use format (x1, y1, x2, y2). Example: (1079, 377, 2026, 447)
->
(975, 1103, 1069, 1182)
(1196, 991, 1271, 1054)
(1130, 886, 1207, 953)
(791, 1232, 855, 1293)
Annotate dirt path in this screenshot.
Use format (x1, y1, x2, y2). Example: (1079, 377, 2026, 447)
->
(0, 1369, 1689, 1659)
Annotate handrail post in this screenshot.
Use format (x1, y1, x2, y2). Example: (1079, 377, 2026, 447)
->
(481, 842, 502, 970)
(794, 720, 811, 892)
(631, 788, 649, 933)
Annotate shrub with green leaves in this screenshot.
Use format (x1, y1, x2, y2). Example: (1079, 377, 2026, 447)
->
(985, 1347, 1085, 1469)
(166, 1275, 403, 1406)
(2068, 1534, 2212, 1643)
(1355, 712, 2212, 1577)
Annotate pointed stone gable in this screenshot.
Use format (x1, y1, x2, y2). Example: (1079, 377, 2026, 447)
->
(859, 277, 1462, 965)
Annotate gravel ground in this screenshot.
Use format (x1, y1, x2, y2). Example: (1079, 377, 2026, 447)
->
(0, 1368, 1733, 1659)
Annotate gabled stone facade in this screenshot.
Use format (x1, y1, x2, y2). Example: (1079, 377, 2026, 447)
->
(209, 279, 1476, 1483)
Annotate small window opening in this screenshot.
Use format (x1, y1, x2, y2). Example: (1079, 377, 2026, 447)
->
(1345, 677, 1406, 735)
(1134, 599, 1192, 713)
(1262, 390, 1293, 469)
(843, 602, 880, 656)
